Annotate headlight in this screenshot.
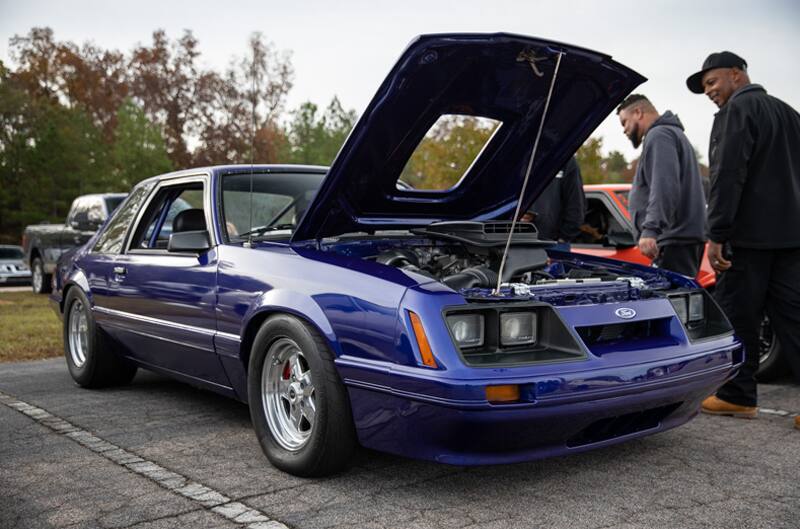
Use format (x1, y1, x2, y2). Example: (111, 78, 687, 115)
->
(669, 291, 705, 325)
(446, 313, 484, 347)
(669, 296, 688, 324)
(500, 312, 537, 346)
(688, 293, 704, 322)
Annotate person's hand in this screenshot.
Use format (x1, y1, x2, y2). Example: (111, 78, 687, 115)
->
(638, 237, 659, 260)
(707, 241, 732, 272)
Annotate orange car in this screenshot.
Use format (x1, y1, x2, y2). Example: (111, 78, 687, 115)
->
(573, 183, 784, 380)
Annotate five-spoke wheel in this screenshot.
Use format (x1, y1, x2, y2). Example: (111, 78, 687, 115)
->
(248, 314, 356, 476)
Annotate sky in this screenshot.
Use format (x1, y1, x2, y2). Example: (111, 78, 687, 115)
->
(2, 0, 799, 164)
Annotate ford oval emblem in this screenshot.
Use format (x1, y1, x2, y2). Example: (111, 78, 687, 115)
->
(615, 307, 636, 319)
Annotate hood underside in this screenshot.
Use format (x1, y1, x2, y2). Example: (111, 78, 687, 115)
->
(292, 33, 646, 242)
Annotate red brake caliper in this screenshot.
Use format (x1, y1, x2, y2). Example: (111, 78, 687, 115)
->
(282, 361, 291, 380)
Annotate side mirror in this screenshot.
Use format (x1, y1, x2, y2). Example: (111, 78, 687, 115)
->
(71, 211, 93, 231)
(168, 230, 211, 253)
(606, 230, 636, 248)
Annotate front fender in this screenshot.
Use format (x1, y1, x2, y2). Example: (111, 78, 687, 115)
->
(241, 288, 339, 356)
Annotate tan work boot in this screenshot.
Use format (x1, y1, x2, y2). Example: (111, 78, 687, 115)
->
(701, 395, 757, 418)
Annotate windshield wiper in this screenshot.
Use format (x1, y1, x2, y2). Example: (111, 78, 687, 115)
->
(237, 223, 295, 238)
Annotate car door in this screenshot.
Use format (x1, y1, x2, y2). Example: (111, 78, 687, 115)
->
(102, 175, 229, 387)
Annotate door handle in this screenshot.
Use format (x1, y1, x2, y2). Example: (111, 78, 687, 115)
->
(113, 266, 127, 275)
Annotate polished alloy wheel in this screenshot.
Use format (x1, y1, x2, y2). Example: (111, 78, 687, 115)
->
(262, 337, 316, 451)
(68, 300, 89, 368)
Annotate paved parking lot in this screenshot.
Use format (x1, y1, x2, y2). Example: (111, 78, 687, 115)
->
(1, 358, 798, 529)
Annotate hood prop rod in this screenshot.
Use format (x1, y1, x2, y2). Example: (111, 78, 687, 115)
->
(494, 50, 564, 296)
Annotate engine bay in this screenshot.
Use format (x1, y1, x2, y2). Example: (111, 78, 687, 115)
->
(317, 221, 681, 306)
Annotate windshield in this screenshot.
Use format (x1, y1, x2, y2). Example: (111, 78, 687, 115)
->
(105, 196, 126, 215)
(221, 171, 325, 241)
(0, 247, 24, 259)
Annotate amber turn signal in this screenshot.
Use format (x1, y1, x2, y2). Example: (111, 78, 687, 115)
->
(486, 385, 520, 403)
(409, 311, 438, 368)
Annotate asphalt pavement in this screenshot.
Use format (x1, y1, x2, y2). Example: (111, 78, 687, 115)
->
(1, 358, 798, 529)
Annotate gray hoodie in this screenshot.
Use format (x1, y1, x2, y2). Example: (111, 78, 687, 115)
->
(628, 111, 706, 245)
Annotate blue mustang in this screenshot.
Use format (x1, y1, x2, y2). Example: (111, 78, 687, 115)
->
(51, 34, 742, 477)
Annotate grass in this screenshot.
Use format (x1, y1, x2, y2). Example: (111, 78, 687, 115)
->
(0, 291, 63, 362)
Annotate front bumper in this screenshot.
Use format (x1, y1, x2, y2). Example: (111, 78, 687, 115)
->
(0, 273, 31, 285)
(338, 341, 742, 465)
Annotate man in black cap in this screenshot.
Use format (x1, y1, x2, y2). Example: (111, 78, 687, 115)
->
(687, 52, 800, 423)
(616, 94, 706, 277)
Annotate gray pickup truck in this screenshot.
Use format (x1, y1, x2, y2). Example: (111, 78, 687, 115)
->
(22, 193, 126, 293)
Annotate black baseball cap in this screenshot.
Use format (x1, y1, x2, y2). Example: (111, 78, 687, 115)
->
(686, 51, 747, 94)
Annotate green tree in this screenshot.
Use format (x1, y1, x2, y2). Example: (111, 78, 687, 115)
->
(287, 97, 357, 165)
(111, 99, 173, 188)
(575, 137, 630, 184)
(0, 60, 112, 240)
(400, 115, 498, 190)
(576, 136, 605, 184)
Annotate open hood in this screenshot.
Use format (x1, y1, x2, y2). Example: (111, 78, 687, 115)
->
(292, 33, 645, 242)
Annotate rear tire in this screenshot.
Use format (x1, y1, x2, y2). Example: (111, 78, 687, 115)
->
(248, 314, 356, 477)
(31, 257, 52, 294)
(63, 288, 137, 388)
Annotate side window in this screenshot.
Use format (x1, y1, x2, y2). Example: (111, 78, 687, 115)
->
(576, 196, 629, 246)
(129, 183, 206, 250)
(93, 183, 155, 254)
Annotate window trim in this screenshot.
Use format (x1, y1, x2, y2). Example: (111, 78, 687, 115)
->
(123, 173, 215, 255)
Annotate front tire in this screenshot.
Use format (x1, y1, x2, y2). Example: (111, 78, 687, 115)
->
(31, 257, 52, 294)
(248, 314, 356, 477)
(63, 288, 137, 388)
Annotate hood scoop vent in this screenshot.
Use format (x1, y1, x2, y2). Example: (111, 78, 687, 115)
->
(411, 221, 550, 247)
(484, 222, 537, 235)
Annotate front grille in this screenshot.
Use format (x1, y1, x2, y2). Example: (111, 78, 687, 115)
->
(566, 402, 682, 447)
(576, 318, 670, 350)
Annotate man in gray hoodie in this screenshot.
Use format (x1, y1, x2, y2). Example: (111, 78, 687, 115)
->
(617, 94, 706, 277)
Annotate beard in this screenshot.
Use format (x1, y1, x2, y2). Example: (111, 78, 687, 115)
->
(627, 123, 641, 149)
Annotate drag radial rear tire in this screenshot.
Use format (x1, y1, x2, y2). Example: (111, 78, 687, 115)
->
(248, 314, 356, 477)
(63, 288, 137, 388)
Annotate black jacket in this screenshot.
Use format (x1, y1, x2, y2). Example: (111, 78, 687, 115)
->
(629, 111, 707, 245)
(529, 157, 585, 241)
(708, 84, 800, 248)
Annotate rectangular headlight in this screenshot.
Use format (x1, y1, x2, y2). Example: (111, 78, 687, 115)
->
(688, 293, 704, 322)
(669, 296, 688, 324)
(500, 312, 537, 346)
(446, 313, 484, 348)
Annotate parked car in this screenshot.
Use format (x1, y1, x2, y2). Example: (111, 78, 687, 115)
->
(51, 34, 742, 477)
(22, 193, 127, 294)
(0, 245, 31, 286)
(573, 183, 785, 381)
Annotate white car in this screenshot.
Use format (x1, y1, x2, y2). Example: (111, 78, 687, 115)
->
(0, 245, 31, 285)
